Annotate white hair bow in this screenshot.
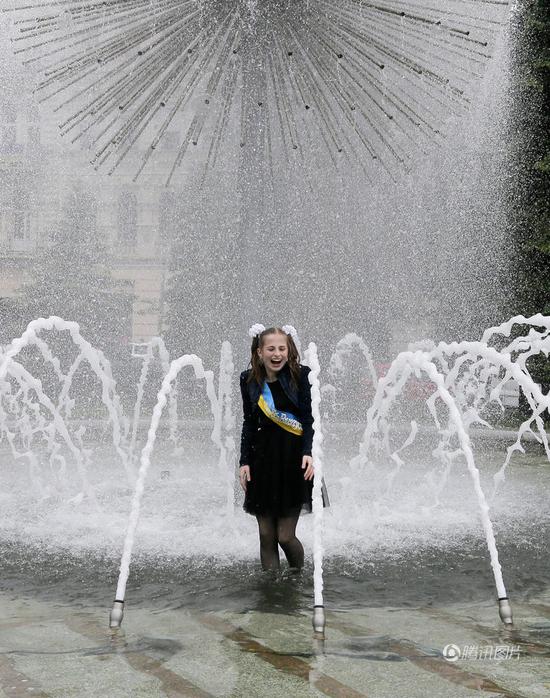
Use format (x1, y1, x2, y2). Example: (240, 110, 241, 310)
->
(248, 323, 266, 338)
(282, 324, 298, 341)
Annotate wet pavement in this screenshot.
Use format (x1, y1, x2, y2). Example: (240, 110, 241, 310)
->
(0, 587, 549, 697)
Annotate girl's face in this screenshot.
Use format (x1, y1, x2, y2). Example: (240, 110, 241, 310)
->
(258, 332, 288, 374)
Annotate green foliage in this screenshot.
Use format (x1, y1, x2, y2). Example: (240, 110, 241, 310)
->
(534, 152, 550, 172)
(511, 0, 550, 314)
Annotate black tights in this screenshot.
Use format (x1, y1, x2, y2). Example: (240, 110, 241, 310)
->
(256, 509, 304, 570)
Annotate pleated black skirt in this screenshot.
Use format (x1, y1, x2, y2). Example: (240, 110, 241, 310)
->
(243, 416, 313, 517)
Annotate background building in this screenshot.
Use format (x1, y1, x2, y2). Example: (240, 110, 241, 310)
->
(0, 94, 176, 345)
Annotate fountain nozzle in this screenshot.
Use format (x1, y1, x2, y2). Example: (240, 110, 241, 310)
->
(498, 597, 513, 625)
(109, 600, 124, 628)
(312, 605, 326, 637)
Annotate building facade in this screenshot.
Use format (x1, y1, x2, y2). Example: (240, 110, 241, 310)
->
(0, 99, 179, 344)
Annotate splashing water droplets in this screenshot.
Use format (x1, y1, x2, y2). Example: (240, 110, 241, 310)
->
(1, 315, 549, 626)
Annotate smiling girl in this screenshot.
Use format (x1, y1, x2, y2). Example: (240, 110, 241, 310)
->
(239, 325, 314, 570)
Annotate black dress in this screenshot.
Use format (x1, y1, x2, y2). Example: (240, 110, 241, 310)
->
(243, 378, 313, 517)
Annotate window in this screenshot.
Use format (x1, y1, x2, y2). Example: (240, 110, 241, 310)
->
(1, 104, 18, 154)
(13, 210, 31, 241)
(12, 188, 32, 250)
(117, 190, 137, 246)
(159, 189, 177, 245)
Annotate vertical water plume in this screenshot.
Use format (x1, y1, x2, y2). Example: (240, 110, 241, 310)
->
(0, 317, 134, 485)
(304, 342, 326, 618)
(114, 353, 222, 602)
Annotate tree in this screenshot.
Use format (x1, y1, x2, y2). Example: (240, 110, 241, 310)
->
(509, 0, 550, 314)
(14, 182, 133, 359)
(507, 1, 550, 393)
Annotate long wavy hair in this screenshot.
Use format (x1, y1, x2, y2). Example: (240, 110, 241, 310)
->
(247, 327, 301, 387)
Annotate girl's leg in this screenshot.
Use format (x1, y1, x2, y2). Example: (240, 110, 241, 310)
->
(277, 508, 304, 569)
(256, 514, 280, 570)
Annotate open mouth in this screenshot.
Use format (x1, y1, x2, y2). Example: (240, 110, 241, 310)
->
(270, 359, 283, 366)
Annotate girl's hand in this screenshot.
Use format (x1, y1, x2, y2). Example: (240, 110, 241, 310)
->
(302, 456, 314, 481)
(239, 465, 251, 491)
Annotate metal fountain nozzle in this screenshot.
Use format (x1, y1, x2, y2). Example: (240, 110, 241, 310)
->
(498, 597, 513, 625)
(109, 600, 125, 628)
(312, 605, 326, 637)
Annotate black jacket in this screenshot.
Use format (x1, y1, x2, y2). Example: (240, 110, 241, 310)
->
(239, 363, 314, 466)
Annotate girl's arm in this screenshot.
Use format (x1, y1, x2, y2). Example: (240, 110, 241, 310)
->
(239, 371, 255, 466)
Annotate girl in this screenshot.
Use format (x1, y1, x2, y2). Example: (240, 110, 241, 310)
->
(239, 324, 314, 570)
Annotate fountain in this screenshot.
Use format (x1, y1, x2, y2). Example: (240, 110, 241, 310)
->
(1, 313, 549, 635)
(1, 0, 549, 694)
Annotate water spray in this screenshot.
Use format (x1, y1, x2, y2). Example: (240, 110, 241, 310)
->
(3, 315, 549, 630)
(109, 354, 221, 626)
(305, 342, 326, 638)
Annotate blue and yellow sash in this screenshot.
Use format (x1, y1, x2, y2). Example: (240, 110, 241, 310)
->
(258, 381, 303, 436)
